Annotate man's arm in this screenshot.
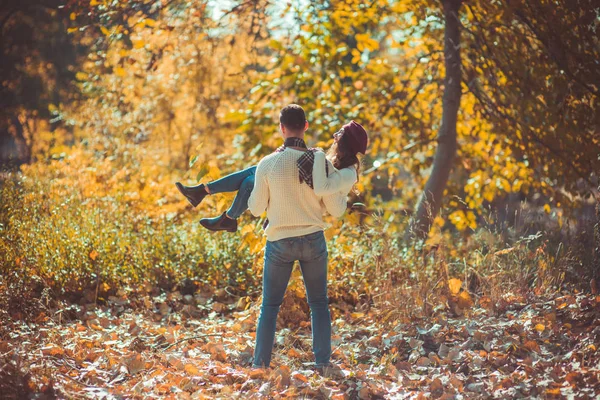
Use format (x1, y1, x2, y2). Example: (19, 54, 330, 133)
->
(321, 191, 347, 218)
(248, 157, 270, 216)
(313, 151, 357, 196)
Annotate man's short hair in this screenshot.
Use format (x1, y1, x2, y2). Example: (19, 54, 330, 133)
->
(279, 104, 306, 131)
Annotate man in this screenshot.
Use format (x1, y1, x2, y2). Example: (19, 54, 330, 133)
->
(248, 104, 348, 369)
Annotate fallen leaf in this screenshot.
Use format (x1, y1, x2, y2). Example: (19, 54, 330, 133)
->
(448, 278, 462, 295)
(457, 291, 474, 308)
(125, 354, 145, 375)
(184, 363, 200, 375)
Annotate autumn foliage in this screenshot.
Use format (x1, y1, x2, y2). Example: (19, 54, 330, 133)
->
(1, 0, 599, 398)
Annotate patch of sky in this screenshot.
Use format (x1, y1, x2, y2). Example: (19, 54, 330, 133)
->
(207, 0, 309, 39)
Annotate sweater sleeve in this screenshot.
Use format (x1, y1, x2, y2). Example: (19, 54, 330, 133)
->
(248, 157, 270, 216)
(321, 191, 348, 218)
(312, 151, 357, 196)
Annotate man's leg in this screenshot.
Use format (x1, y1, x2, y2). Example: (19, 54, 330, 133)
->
(206, 166, 256, 194)
(299, 232, 331, 366)
(253, 240, 294, 367)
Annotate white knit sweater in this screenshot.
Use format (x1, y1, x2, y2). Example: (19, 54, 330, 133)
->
(248, 148, 354, 242)
(312, 151, 357, 197)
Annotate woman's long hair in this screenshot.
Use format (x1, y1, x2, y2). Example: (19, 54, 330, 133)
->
(326, 129, 362, 176)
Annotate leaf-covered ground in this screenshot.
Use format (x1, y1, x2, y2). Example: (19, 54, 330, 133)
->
(2, 288, 599, 399)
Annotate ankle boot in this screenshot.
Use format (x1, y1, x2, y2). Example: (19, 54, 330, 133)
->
(200, 212, 238, 232)
(175, 182, 208, 207)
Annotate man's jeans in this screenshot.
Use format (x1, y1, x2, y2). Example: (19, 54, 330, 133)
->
(253, 231, 331, 367)
(206, 166, 256, 219)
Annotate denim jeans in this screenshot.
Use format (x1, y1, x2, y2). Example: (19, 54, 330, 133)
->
(206, 166, 256, 219)
(253, 230, 331, 367)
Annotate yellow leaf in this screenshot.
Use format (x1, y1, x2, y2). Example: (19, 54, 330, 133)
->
(132, 40, 145, 49)
(144, 18, 157, 27)
(114, 67, 126, 77)
(448, 278, 462, 295)
(535, 323, 545, 332)
(184, 364, 199, 375)
(240, 224, 254, 236)
(69, 12, 77, 21)
(67, 27, 78, 33)
(351, 49, 361, 64)
(89, 250, 99, 261)
(457, 291, 473, 308)
(543, 204, 551, 214)
(100, 26, 110, 36)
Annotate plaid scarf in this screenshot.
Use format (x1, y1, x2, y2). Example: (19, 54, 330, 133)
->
(275, 137, 330, 189)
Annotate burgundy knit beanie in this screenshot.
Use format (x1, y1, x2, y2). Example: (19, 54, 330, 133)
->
(342, 120, 368, 155)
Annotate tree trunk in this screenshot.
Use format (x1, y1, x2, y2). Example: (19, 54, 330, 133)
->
(11, 115, 31, 164)
(595, 186, 600, 281)
(407, 0, 462, 240)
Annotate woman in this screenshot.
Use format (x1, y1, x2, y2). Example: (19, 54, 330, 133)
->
(175, 120, 367, 231)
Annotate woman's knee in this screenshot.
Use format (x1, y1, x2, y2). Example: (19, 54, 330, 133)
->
(241, 174, 255, 191)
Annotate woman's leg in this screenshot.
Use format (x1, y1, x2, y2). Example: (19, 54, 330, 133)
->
(177, 165, 256, 209)
(199, 170, 255, 231)
(206, 166, 256, 195)
(225, 173, 254, 219)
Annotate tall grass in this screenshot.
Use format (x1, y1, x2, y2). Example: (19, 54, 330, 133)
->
(0, 148, 592, 318)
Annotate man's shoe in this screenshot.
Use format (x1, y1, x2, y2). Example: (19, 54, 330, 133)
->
(175, 182, 208, 207)
(316, 363, 344, 379)
(200, 212, 238, 232)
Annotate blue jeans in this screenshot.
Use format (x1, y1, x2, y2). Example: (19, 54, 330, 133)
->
(206, 166, 256, 219)
(253, 231, 331, 367)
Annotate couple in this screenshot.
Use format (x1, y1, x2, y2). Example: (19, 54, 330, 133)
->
(176, 104, 368, 369)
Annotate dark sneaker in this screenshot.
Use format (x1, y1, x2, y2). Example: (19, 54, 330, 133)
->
(200, 212, 238, 232)
(175, 182, 208, 207)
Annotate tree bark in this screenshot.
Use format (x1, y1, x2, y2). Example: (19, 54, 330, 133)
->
(595, 186, 600, 281)
(407, 0, 463, 240)
(11, 115, 31, 164)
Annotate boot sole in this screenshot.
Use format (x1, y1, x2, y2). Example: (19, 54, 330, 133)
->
(199, 220, 237, 233)
(175, 182, 200, 207)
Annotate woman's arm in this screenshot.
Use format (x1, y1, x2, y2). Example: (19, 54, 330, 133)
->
(312, 151, 357, 196)
(321, 191, 347, 218)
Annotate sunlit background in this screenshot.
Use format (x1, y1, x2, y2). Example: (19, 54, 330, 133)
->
(0, 0, 599, 396)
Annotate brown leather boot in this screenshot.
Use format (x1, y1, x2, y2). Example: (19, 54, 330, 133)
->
(200, 212, 238, 232)
(175, 182, 208, 207)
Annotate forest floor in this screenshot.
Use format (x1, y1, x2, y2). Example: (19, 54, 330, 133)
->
(1, 288, 599, 399)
